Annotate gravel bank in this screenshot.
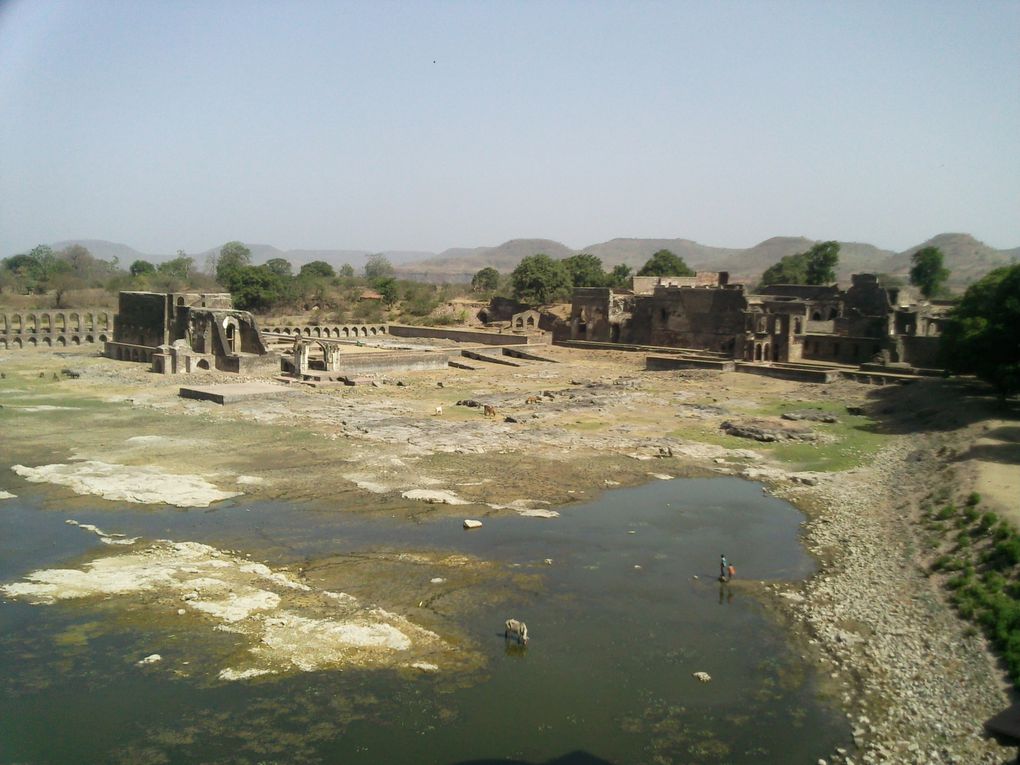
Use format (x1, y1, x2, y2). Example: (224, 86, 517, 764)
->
(771, 439, 1007, 764)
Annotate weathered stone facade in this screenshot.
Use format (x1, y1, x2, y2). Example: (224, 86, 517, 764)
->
(569, 273, 950, 370)
(106, 291, 273, 374)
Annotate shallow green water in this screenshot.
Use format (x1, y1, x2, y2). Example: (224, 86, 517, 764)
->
(0, 478, 848, 764)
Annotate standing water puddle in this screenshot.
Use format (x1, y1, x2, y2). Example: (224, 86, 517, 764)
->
(0, 477, 848, 764)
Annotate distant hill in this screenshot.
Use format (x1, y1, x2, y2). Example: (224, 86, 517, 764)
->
(17, 233, 1019, 289)
(880, 233, 1018, 287)
(50, 239, 157, 264)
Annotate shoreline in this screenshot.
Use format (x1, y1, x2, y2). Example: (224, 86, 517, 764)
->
(764, 437, 1007, 764)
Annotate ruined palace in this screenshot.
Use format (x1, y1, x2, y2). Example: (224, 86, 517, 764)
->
(568, 272, 950, 369)
(105, 291, 274, 374)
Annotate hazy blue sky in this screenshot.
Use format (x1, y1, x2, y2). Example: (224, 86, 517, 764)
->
(1, 0, 1018, 257)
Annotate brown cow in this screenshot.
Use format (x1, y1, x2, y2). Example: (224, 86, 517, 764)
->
(483, 404, 497, 417)
(525, 396, 540, 405)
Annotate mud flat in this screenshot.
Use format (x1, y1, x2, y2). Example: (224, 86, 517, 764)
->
(2, 525, 478, 680)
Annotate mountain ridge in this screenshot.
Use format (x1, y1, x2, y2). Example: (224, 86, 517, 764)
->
(26, 233, 1020, 288)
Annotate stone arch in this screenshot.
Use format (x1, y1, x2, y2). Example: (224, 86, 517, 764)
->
(98, 312, 110, 328)
(370, 327, 377, 335)
(331, 327, 339, 338)
(362, 327, 369, 337)
(313, 327, 322, 337)
(526, 315, 535, 327)
(84, 313, 94, 330)
(26, 313, 38, 332)
(343, 327, 350, 337)
(71, 336, 80, 345)
(303, 327, 311, 336)
(176, 296, 185, 306)
(10, 314, 21, 332)
(828, 307, 838, 320)
(13, 338, 22, 348)
(515, 317, 524, 329)
(69, 312, 80, 330)
(197, 359, 210, 370)
(55, 313, 66, 330)
(40, 313, 52, 331)
(86, 335, 94, 343)
(754, 343, 762, 361)
(28, 336, 37, 346)
(0, 314, 7, 332)
(763, 343, 770, 361)
(811, 310, 822, 321)
(56, 336, 66, 346)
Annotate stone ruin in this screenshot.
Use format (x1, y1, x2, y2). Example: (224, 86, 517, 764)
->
(568, 272, 951, 370)
(105, 291, 277, 375)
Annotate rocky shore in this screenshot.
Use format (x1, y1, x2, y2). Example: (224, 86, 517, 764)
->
(769, 438, 1007, 764)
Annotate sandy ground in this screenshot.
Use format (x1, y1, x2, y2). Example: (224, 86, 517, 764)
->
(1, 344, 1018, 762)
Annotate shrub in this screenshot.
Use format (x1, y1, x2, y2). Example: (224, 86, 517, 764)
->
(966, 492, 982, 507)
(979, 512, 1000, 533)
(935, 504, 956, 520)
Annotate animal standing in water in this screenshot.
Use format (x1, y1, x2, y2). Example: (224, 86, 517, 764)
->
(505, 618, 529, 644)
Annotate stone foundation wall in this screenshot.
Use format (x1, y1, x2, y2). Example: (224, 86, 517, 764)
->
(386, 325, 529, 345)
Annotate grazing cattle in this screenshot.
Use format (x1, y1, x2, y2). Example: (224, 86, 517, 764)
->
(483, 404, 497, 418)
(434, 405, 443, 416)
(525, 396, 540, 405)
(505, 618, 529, 644)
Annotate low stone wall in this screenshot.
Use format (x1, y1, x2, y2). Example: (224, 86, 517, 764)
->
(645, 355, 735, 372)
(735, 362, 840, 384)
(387, 324, 530, 345)
(326, 350, 452, 376)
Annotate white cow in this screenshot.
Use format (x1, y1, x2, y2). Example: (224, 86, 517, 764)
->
(434, 405, 443, 416)
(505, 618, 529, 644)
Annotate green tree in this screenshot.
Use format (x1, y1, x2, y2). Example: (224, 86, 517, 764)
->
(158, 255, 194, 281)
(910, 246, 950, 299)
(130, 259, 157, 277)
(338, 263, 355, 278)
(216, 241, 251, 285)
(264, 258, 293, 278)
(374, 276, 399, 306)
(471, 266, 500, 292)
(606, 263, 633, 288)
(511, 253, 571, 305)
(759, 241, 840, 288)
(300, 260, 335, 279)
(636, 249, 694, 277)
(364, 254, 395, 280)
(940, 264, 1020, 397)
(562, 253, 606, 288)
(231, 265, 284, 313)
(804, 241, 840, 285)
(759, 252, 808, 287)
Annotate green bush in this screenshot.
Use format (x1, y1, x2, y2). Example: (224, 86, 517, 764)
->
(966, 492, 982, 507)
(979, 512, 1000, 533)
(935, 504, 956, 520)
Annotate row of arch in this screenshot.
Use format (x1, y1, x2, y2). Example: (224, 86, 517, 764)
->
(0, 334, 108, 349)
(0, 311, 112, 333)
(262, 324, 388, 339)
(108, 345, 155, 363)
